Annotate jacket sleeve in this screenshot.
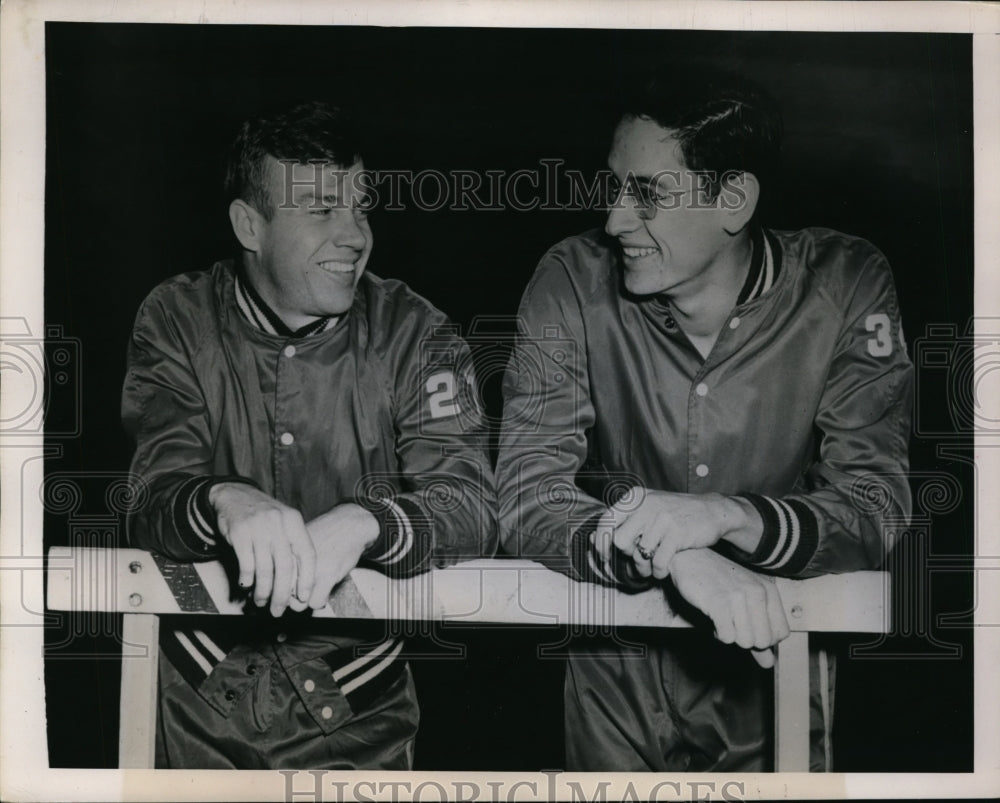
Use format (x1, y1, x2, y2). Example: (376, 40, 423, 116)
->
(355, 311, 499, 577)
(121, 288, 256, 561)
(496, 253, 650, 591)
(728, 251, 914, 578)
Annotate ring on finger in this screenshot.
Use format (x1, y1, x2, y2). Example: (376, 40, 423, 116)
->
(635, 543, 654, 562)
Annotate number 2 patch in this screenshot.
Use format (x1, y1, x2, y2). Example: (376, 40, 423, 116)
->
(865, 313, 893, 357)
(426, 371, 460, 418)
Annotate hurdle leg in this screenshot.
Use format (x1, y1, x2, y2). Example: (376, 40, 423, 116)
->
(118, 613, 159, 768)
(774, 631, 810, 771)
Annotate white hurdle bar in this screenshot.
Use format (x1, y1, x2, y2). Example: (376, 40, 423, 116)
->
(46, 547, 889, 771)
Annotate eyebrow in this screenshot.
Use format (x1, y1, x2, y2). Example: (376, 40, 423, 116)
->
(296, 191, 345, 206)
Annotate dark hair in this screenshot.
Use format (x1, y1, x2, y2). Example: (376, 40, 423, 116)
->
(224, 101, 362, 220)
(620, 66, 783, 198)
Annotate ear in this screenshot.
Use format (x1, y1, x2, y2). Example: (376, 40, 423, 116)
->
(229, 199, 265, 252)
(719, 172, 760, 235)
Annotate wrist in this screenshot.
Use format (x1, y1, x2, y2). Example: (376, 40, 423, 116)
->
(207, 477, 259, 509)
(309, 503, 380, 550)
(346, 503, 380, 550)
(207, 481, 237, 508)
(714, 494, 763, 553)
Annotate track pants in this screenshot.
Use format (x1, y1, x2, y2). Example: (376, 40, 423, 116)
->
(564, 631, 835, 772)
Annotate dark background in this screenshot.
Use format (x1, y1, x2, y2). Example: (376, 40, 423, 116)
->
(43, 24, 974, 771)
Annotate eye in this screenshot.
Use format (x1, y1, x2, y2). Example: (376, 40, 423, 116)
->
(605, 177, 624, 208)
(353, 196, 374, 220)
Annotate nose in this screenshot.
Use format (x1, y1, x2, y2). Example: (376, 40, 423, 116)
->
(605, 190, 642, 239)
(331, 209, 369, 252)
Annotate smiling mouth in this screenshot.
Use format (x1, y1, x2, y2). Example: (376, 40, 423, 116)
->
(317, 260, 356, 274)
(621, 246, 659, 259)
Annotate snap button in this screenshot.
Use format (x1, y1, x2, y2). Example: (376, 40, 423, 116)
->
(283, 344, 297, 358)
(224, 689, 237, 701)
(695, 382, 708, 397)
(729, 317, 741, 329)
(321, 706, 333, 720)
(246, 665, 257, 676)
(696, 464, 710, 477)
(280, 432, 294, 446)
(276, 632, 288, 643)
(304, 679, 316, 693)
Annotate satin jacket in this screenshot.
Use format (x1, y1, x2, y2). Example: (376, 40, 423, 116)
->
(122, 260, 497, 724)
(498, 227, 913, 583)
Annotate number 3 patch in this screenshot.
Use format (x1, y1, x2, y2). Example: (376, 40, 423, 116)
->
(865, 313, 893, 357)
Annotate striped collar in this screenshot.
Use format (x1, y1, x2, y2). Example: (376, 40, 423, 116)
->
(233, 266, 335, 338)
(735, 227, 779, 306)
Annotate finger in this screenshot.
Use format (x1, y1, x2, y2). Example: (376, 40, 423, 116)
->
(751, 647, 776, 669)
(767, 588, 792, 644)
(590, 521, 615, 564)
(730, 593, 757, 649)
(631, 542, 653, 577)
(707, 605, 737, 645)
(252, 538, 274, 608)
(309, 574, 336, 610)
(612, 510, 645, 554)
(288, 521, 316, 603)
(309, 555, 339, 610)
(311, 551, 355, 610)
(288, 595, 310, 613)
(743, 584, 775, 648)
(270, 544, 293, 618)
(230, 531, 256, 590)
(650, 539, 677, 580)
(764, 582, 792, 641)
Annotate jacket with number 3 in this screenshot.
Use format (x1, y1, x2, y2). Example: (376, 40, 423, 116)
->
(497, 226, 913, 583)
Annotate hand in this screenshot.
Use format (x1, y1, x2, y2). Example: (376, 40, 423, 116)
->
(667, 548, 790, 668)
(209, 482, 315, 618)
(305, 503, 380, 610)
(596, 488, 752, 579)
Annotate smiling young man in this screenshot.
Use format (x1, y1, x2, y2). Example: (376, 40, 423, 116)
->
(497, 71, 913, 770)
(122, 101, 497, 768)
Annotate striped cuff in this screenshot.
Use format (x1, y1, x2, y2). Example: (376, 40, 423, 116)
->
(570, 512, 651, 593)
(355, 496, 432, 577)
(735, 494, 819, 576)
(172, 475, 258, 558)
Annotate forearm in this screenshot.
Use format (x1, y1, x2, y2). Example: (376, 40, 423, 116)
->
(128, 474, 256, 561)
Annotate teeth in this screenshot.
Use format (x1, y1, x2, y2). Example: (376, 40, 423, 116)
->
(622, 246, 658, 258)
(318, 260, 354, 273)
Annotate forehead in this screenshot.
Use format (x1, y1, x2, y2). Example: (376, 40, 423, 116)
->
(608, 117, 686, 176)
(263, 156, 366, 200)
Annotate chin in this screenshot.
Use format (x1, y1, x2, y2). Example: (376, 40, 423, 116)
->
(321, 292, 357, 316)
(623, 271, 670, 297)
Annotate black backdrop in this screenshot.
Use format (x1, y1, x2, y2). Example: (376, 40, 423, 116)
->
(43, 23, 974, 771)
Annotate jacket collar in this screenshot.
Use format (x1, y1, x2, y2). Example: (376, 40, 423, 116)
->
(233, 265, 334, 338)
(735, 226, 780, 306)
